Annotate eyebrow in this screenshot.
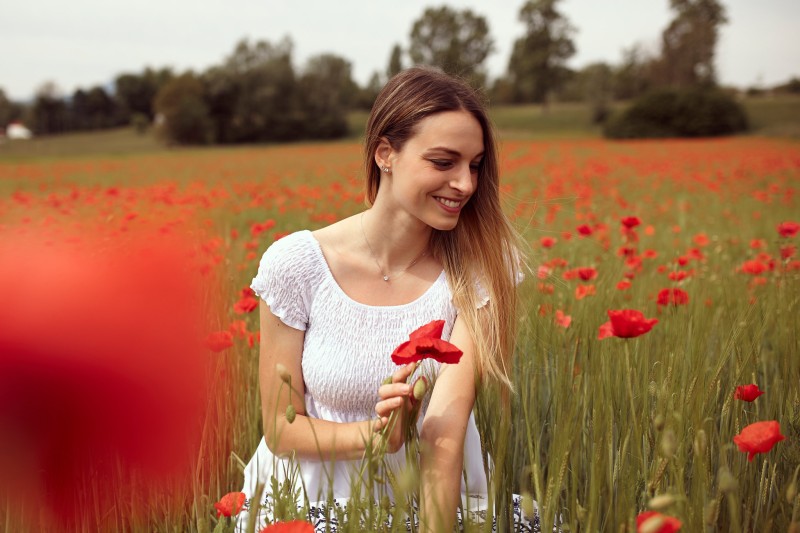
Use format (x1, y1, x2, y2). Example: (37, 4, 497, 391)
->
(424, 146, 485, 159)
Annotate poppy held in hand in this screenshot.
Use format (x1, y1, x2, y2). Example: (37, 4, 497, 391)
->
(214, 491, 246, 518)
(733, 420, 785, 462)
(598, 309, 658, 339)
(734, 384, 765, 402)
(391, 320, 463, 365)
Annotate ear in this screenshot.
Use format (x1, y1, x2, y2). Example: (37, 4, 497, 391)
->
(374, 137, 394, 171)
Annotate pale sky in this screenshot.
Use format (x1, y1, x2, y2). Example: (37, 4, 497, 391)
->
(1, 0, 798, 101)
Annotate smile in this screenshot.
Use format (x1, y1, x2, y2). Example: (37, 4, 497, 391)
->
(434, 197, 462, 209)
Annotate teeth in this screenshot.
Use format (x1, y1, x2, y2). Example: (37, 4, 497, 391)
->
(436, 197, 461, 208)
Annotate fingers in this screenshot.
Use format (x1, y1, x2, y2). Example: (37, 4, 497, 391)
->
(375, 395, 405, 418)
(392, 362, 417, 384)
(378, 382, 411, 400)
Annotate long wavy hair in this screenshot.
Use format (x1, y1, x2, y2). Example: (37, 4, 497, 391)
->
(364, 67, 523, 391)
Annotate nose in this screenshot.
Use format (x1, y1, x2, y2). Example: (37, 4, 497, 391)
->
(450, 163, 476, 197)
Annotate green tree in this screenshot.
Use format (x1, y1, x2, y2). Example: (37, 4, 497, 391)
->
(298, 53, 356, 138)
(506, 0, 576, 106)
(657, 0, 727, 88)
(153, 73, 212, 145)
(408, 6, 494, 87)
(115, 67, 173, 121)
(213, 37, 305, 143)
(387, 44, 403, 79)
(31, 82, 69, 135)
(613, 43, 655, 100)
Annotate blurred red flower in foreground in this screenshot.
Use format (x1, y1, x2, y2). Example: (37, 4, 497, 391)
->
(260, 520, 315, 533)
(656, 288, 689, 307)
(215, 492, 246, 518)
(234, 294, 259, 314)
(734, 384, 765, 402)
(0, 225, 221, 531)
(636, 511, 682, 532)
(391, 320, 463, 365)
(777, 221, 799, 238)
(733, 421, 785, 462)
(598, 309, 658, 339)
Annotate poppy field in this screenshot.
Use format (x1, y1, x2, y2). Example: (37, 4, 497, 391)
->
(0, 135, 798, 532)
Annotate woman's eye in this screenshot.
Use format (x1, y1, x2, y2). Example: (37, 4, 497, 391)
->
(470, 163, 481, 173)
(431, 160, 453, 169)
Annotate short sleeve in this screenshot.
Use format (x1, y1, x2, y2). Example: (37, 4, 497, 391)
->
(250, 232, 314, 331)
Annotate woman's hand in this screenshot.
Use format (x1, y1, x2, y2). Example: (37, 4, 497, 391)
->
(374, 362, 417, 453)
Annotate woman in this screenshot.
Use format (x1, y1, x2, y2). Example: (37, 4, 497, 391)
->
(237, 67, 534, 532)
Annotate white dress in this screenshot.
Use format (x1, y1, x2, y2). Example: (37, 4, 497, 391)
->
(236, 230, 537, 532)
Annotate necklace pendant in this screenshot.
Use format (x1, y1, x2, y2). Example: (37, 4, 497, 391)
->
(383, 275, 390, 282)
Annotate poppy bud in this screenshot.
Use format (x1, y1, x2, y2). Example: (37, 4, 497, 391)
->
(411, 376, 429, 404)
(648, 493, 676, 510)
(276, 363, 291, 384)
(285, 404, 296, 424)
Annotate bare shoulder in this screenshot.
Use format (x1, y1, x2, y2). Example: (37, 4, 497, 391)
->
(311, 213, 362, 252)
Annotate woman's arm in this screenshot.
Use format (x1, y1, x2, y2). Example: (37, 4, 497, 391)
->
(259, 301, 413, 460)
(418, 315, 478, 532)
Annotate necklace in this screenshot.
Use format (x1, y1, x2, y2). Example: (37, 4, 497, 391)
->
(360, 212, 428, 282)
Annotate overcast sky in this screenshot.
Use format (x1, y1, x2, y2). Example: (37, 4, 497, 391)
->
(1, 0, 798, 101)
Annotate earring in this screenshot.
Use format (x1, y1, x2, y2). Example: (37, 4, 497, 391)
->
(382, 166, 391, 174)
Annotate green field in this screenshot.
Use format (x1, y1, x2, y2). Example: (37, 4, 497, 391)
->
(0, 105, 799, 532)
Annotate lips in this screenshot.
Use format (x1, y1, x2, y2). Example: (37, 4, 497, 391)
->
(434, 196, 463, 209)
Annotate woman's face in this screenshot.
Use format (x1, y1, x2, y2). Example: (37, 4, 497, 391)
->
(381, 110, 484, 231)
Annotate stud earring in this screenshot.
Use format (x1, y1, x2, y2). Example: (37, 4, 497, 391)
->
(382, 166, 391, 174)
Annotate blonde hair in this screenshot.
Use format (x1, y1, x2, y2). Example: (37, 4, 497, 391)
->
(364, 67, 523, 391)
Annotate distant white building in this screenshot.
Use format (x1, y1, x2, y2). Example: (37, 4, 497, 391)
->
(7, 122, 33, 140)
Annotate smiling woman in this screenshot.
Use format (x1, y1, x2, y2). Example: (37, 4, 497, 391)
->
(236, 67, 533, 532)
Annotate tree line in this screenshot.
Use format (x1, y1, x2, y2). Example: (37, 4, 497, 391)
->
(1, 0, 797, 143)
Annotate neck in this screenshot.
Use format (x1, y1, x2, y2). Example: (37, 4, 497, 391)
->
(360, 206, 432, 274)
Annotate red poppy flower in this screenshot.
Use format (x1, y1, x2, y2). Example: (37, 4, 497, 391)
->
(739, 259, 769, 276)
(250, 219, 276, 238)
(621, 216, 641, 229)
(598, 309, 658, 339)
(734, 384, 765, 402)
(750, 239, 766, 249)
(636, 511, 682, 532)
(260, 521, 315, 533)
(733, 420, 785, 462)
(214, 491, 246, 518)
(540, 236, 557, 248)
(777, 221, 799, 238)
(575, 284, 596, 300)
(234, 295, 259, 314)
(616, 280, 632, 291)
(391, 320, 462, 365)
(577, 267, 598, 281)
(555, 310, 572, 329)
(577, 224, 593, 236)
(656, 288, 689, 307)
(668, 270, 692, 282)
(781, 245, 796, 260)
(206, 331, 234, 352)
(693, 233, 710, 247)
(409, 319, 445, 340)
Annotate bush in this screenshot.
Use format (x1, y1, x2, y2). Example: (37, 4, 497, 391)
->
(604, 88, 749, 139)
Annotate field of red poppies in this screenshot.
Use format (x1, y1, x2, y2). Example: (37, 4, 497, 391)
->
(0, 135, 798, 532)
